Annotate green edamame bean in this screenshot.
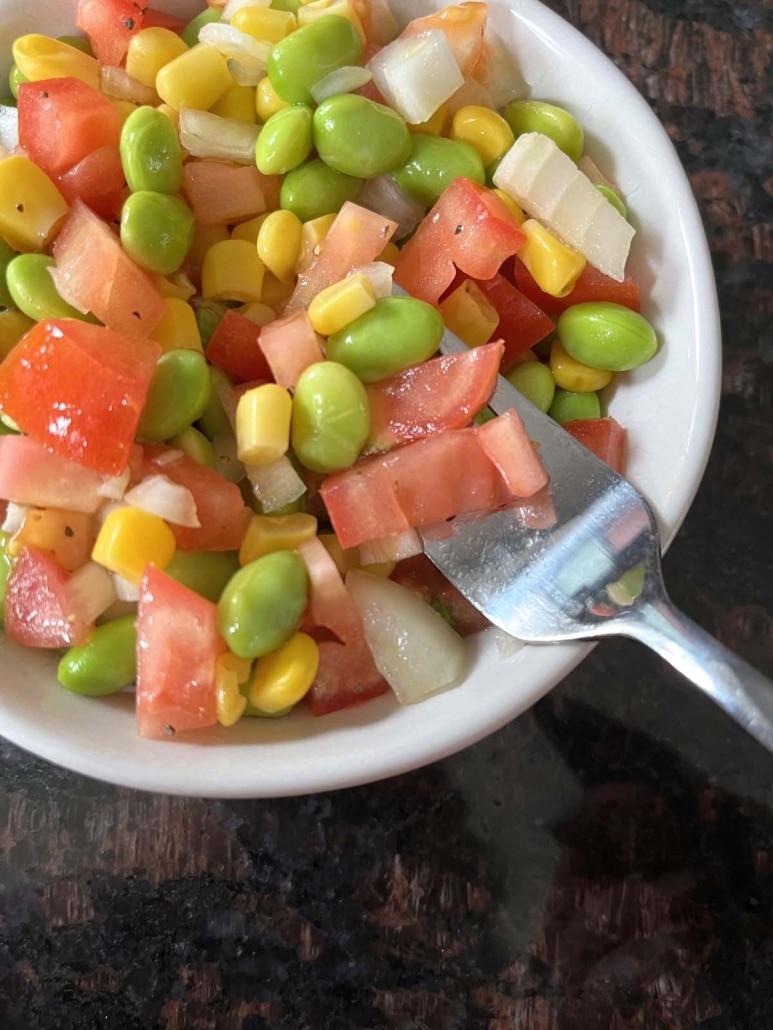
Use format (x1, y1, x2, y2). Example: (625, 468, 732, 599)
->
(291, 361, 370, 473)
(557, 302, 658, 372)
(217, 550, 308, 659)
(196, 365, 232, 439)
(6, 254, 87, 321)
(57, 616, 137, 696)
(180, 6, 222, 48)
(268, 15, 363, 105)
(280, 158, 361, 222)
(313, 95, 411, 179)
(120, 191, 194, 275)
(0, 236, 18, 310)
(548, 388, 601, 424)
(8, 65, 28, 99)
(255, 105, 313, 176)
(170, 426, 216, 469)
(0, 532, 11, 626)
(325, 295, 445, 383)
(120, 105, 183, 195)
(391, 133, 486, 208)
(139, 349, 212, 442)
(595, 184, 627, 218)
(502, 100, 584, 163)
(507, 360, 556, 413)
(165, 550, 240, 603)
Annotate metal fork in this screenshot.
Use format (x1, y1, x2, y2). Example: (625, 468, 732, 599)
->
(419, 319, 773, 752)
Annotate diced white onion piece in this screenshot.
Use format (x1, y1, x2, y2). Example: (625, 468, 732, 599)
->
(0, 104, 19, 151)
(358, 527, 422, 565)
(350, 261, 394, 299)
(472, 27, 528, 108)
(346, 569, 469, 705)
(355, 174, 425, 240)
(221, 0, 271, 19)
(179, 106, 261, 165)
(124, 474, 201, 528)
(310, 65, 373, 105)
(65, 562, 118, 626)
(212, 430, 246, 484)
(493, 132, 635, 281)
(367, 29, 464, 125)
(365, 0, 400, 45)
(1, 501, 27, 535)
(97, 466, 131, 501)
(100, 65, 158, 105)
(112, 572, 140, 603)
(245, 456, 306, 513)
(199, 23, 271, 67)
(226, 56, 265, 87)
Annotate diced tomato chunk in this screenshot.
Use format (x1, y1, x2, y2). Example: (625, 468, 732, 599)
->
(298, 536, 363, 643)
(475, 274, 555, 370)
(136, 565, 226, 739)
(512, 258, 642, 316)
(306, 637, 389, 716)
(4, 547, 92, 648)
(76, 0, 146, 67)
(257, 311, 324, 389)
(476, 408, 549, 497)
(182, 163, 271, 227)
(141, 7, 186, 31)
(17, 78, 121, 180)
(394, 177, 526, 306)
(55, 145, 125, 222)
(0, 319, 160, 476)
(563, 417, 628, 474)
(365, 340, 503, 452)
(0, 436, 115, 513)
(205, 310, 274, 383)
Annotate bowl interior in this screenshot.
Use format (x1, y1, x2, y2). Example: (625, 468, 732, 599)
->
(0, 0, 721, 796)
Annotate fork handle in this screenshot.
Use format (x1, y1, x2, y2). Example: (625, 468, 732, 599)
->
(624, 597, 773, 752)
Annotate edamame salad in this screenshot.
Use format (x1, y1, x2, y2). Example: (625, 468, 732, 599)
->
(0, 0, 657, 738)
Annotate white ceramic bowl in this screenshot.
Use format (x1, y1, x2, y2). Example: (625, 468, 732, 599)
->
(0, 0, 721, 796)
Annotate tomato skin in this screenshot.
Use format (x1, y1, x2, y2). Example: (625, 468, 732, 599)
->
(475, 274, 555, 370)
(476, 408, 549, 497)
(0, 319, 160, 476)
(76, 0, 146, 67)
(205, 310, 274, 383)
(257, 311, 325, 389)
(4, 547, 92, 648)
(136, 565, 226, 739)
(364, 339, 504, 452)
(55, 145, 125, 222)
(512, 258, 642, 316)
(393, 177, 526, 306)
(563, 417, 628, 474)
(18, 78, 121, 180)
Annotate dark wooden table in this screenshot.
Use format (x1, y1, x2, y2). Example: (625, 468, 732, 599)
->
(2, 2, 771, 1027)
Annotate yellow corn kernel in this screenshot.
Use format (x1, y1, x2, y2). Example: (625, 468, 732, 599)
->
(152, 270, 196, 302)
(0, 156, 69, 252)
(238, 301, 276, 326)
(156, 44, 232, 111)
(92, 507, 176, 584)
(491, 188, 525, 225)
(377, 241, 400, 266)
(255, 76, 289, 121)
(232, 6, 297, 43)
(126, 27, 188, 88)
(450, 105, 515, 168)
(260, 272, 294, 310)
(235, 383, 293, 466)
(0, 309, 35, 361)
(549, 339, 613, 393)
(239, 513, 318, 565)
(189, 222, 230, 268)
(318, 533, 394, 579)
(297, 0, 366, 44)
(257, 210, 303, 284)
(215, 652, 251, 727)
(439, 279, 499, 349)
(13, 35, 100, 89)
(156, 102, 180, 129)
(201, 239, 266, 303)
(210, 83, 257, 124)
(9, 509, 96, 572)
(247, 631, 320, 714)
(230, 214, 268, 245)
(307, 272, 376, 336)
(519, 219, 586, 298)
(151, 297, 203, 353)
(296, 212, 337, 272)
(110, 99, 138, 127)
(407, 104, 449, 137)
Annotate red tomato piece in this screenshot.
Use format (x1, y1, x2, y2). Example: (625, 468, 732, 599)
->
(0, 319, 160, 475)
(205, 310, 274, 383)
(55, 145, 126, 222)
(141, 7, 186, 31)
(393, 177, 526, 306)
(0, 435, 116, 513)
(51, 199, 165, 338)
(298, 537, 363, 643)
(144, 446, 251, 552)
(563, 417, 628, 474)
(182, 162, 270, 227)
(512, 258, 642, 316)
(257, 310, 324, 389)
(476, 408, 549, 497)
(4, 547, 92, 648)
(475, 273, 555, 370)
(306, 637, 389, 716)
(76, 0, 146, 67)
(135, 564, 226, 739)
(17, 78, 121, 180)
(365, 339, 504, 452)
(285, 202, 397, 314)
